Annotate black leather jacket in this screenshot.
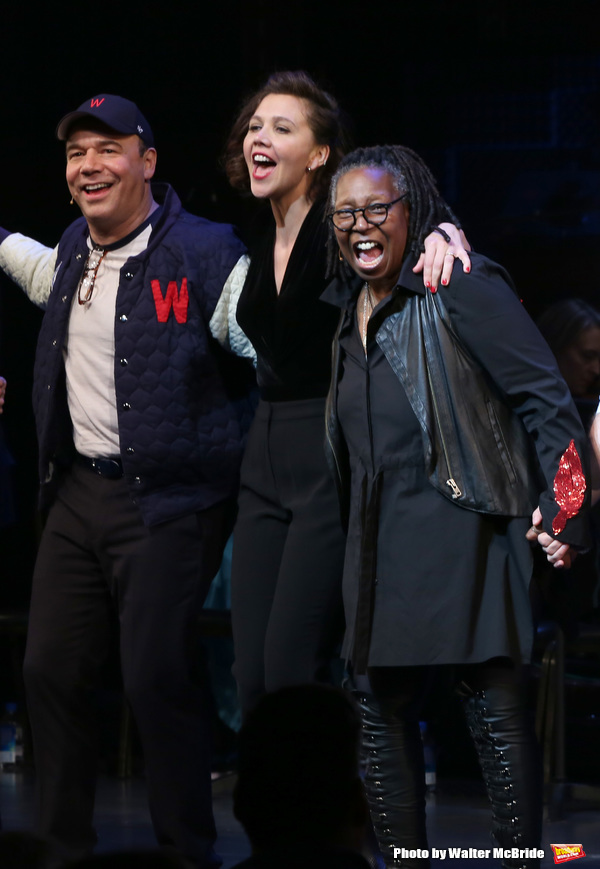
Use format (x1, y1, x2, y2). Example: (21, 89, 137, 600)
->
(323, 253, 589, 546)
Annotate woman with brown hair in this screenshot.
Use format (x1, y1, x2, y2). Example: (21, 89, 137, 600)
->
(222, 72, 471, 716)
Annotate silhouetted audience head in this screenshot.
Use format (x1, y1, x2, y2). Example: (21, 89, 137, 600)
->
(537, 298, 600, 400)
(233, 684, 367, 852)
(0, 831, 54, 869)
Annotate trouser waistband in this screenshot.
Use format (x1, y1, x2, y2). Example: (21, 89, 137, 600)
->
(76, 453, 123, 480)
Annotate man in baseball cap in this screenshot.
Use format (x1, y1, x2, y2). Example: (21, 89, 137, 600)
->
(0, 95, 253, 868)
(56, 93, 155, 147)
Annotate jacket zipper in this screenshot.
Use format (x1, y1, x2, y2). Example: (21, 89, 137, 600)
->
(425, 363, 462, 499)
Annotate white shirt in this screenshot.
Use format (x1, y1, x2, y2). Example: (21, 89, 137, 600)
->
(64, 226, 152, 457)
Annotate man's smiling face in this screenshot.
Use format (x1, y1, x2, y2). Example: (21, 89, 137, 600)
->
(65, 122, 156, 244)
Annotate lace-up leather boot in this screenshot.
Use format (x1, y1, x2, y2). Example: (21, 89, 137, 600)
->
(352, 688, 430, 868)
(458, 680, 543, 869)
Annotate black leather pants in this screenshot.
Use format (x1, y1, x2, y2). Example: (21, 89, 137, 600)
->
(352, 661, 542, 869)
(457, 663, 543, 869)
(352, 669, 431, 868)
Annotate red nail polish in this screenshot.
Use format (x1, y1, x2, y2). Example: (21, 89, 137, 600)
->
(431, 286, 437, 294)
(465, 266, 471, 273)
(425, 281, 430, 288)
(441, 278, 448, 286)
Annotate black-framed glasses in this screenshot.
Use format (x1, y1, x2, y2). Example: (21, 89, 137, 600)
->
(328, 194, 408, 232)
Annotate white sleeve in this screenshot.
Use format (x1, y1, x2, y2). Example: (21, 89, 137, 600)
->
(209, 254, 257, 364)
(0, 233, 59, 309)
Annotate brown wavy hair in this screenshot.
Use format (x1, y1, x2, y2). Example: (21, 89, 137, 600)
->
(223, 70, 352, 202)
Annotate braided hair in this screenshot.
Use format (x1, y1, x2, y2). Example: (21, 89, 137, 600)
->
(326, 144, 461, 278)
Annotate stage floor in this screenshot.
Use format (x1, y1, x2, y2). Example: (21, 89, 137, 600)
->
(1, 772, 598, 867)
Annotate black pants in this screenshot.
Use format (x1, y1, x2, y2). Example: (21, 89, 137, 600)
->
(358, 660, 542, 867)
(231, 398, 345, 716)
(23, 463, 232, 868)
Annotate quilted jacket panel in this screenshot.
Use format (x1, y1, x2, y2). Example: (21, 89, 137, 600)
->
(33, 183, 253, 525)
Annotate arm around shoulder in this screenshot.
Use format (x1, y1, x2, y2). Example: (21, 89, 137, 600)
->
(209, 254, 256, 364)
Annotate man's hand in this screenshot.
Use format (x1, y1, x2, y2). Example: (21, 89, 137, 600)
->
(0, 377, 5, 414)
(526, 506, 574, 569)
(413, 224, 471, 292)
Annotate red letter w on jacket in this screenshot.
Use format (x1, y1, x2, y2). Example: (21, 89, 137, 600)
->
(151, 278, 189, 324)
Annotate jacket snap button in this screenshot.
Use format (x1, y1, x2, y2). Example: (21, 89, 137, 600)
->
(120, 358, 128, 366)
(62, 295, 68, 302)
(75, 253, 83, 260)
(119, 314, 128, 322)
(125, 272, 134, 280)
(122, 402, 131, 410)
(126, 447, 135, 454)
(52, 340, 57, 346)
(134, 476, 142, 485)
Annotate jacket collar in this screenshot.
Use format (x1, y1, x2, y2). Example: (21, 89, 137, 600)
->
(146, 182, 180, 245)
(321, 251, 426, 310)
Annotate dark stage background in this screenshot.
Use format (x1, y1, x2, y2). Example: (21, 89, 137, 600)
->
(1, 0, 599, 607)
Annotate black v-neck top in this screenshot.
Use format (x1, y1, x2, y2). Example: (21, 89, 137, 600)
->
(236, 200, 341, 401)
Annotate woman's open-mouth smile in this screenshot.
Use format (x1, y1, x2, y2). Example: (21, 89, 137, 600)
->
(251, 153, 277, 180)
(353, 239, 384, 269)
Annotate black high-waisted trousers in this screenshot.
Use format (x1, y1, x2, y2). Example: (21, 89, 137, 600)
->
(231, 397, 345, 716)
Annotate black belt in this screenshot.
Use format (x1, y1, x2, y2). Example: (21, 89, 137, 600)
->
(76, 453, 123, 480)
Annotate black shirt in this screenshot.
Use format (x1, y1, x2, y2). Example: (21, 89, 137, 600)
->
(236, 200, 340, 401)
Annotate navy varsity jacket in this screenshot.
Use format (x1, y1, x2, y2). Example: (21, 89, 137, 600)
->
(6, 183, 252, 525)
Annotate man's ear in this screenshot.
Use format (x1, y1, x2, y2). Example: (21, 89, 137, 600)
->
(144, 147, 157, 181)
